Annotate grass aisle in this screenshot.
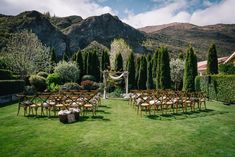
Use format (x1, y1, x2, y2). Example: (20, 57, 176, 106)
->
(0, 100, 235, 157)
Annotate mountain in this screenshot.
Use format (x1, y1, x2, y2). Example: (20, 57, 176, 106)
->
(0, 11, 146, 58)
(139, 23, 235, 60)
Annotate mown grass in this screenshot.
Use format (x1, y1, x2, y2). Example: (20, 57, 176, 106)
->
(0, 100, 235, 157)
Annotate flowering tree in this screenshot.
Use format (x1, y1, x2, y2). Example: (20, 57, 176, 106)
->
(2, 30, 51, 78)
(170, 58, 184, 90)
(110, 38, 132, 70)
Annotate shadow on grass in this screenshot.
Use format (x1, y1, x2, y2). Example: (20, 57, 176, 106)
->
(98, 105, 111, 109)
(0, 101, 18, 108)
(145, 108, 230, 121)
(79, 115, 111, 122)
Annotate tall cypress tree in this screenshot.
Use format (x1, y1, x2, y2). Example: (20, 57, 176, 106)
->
(147, 54, 153, 89)
(183, 46, 198, 91)
(138, 56, 147, 89)
(73, 50, 84, 82)
(93, 51, 100, 82)
(126, 52, 135, 89)
(83, 51, 88, 75)
(152, 49, 158, 79)
(115, 53, 123, 72)
(135, 57, 141, 87)
(50, 48, 57, 63)
(87, 51, 93, 75)
(156, 49, 162, 89)
(159, 47, 171, 89)
(101, 50, 110, 81)
(207, 44, 218, 74)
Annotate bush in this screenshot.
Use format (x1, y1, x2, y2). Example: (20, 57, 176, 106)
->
(24, 86, 36, 95)
(195, 75, 235, 103)
(60, 82, 81, 91)
(0, 80, 25, 96)
(37, 72, 49, 78)
(47, 83, 60, 92)
(54, 61, 80, 83)
(29, 75, 47, 92)
(0, 69, 13, 80)
(46, 73, 62, 85)
(82, 75, 96, 82)
(109, 88, 123, 98)
(219, 62, 235, 74)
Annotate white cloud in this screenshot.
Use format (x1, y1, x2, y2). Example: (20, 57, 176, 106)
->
(123, 0, 235, 28)
(0, 0, 115, 18)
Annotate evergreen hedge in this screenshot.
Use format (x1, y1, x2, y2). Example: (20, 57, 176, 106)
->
(195, 75, 235, 103)
(0, 80, 25, 96)
(137, 56, 147, 89)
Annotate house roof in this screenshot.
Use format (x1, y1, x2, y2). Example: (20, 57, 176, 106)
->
(224, 51, 235, 63)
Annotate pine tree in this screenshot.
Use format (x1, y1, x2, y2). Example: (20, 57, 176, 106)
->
(207, 44, 218, 74)
(115, 53, 123, 72)
(147, 54, 153, 89)
(137, 56, 147, 89)
(158, 47, 171, 89)
(183, 46, 198, 91)
(126, 52, 135, 89)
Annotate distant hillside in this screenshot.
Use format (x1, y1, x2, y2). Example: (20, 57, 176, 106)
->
(139, 23, 235, 60)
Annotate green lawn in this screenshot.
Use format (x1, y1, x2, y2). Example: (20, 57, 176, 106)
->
(0, 99, 235, 157)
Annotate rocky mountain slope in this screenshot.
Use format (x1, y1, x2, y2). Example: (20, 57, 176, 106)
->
(139, 23, 235, 60)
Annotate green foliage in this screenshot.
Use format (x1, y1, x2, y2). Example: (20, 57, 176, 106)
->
(183, 46, 198, 91)
(152, 49, 158, 79)
(126, 52, 135, 89)
(47, 83, 60, 92)
(207, 44, 218, 74)
(60, 82, 81, 91)
(46, 73, 62, 86)
(0, 80, 25, 96)
(37, 72, 48, 78)
(0, 69, 13, 80)
(82, 75, 96, 82)
(109, 88, 123, 98)
(156, 49, 162, 89)
(196, 75, 235, 103)
(147, 54, 154, 89)
(135, 57, 141, 85)
(2, 30, 52, 78)
(219, 62, 235, 74)
(158, 47, 171, 89)
(137, 56, 147, 89)
(50, 48, 57, 63)
(0, 57, 9, 69)
(73, 50, 84, 81)
(170, 59, 184, 90)
(83, 51, 88, 75)
(29, 75, 46, 92)
(101, 50, 110, 71)
(114, 53, 123, 72)
(86, 51, 100, 82)
(54, 61, 80, 83)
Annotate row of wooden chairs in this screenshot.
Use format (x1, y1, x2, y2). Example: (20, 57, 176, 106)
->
(17, 90, 101, 117)
(129, 90, 207, 116)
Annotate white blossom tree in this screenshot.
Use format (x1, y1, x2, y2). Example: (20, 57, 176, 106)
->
(3, 30, 52, 78)
(170, 58, 184, 90)
(110, 38, 132, 70)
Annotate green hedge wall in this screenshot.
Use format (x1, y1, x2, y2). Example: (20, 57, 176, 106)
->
(195, 75, 235, 103)
(0, 80, 25, 96)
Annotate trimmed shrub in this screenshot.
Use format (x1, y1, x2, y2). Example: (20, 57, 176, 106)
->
(219, 62, 235, 74)
(29, 75, 47, 92)
(47, 83, 60, 92)
(0, 69, 13, 80)
(0, 80, 25, 96)
(46, 73, 62, 85)
(82, 75, 96, 82)
(195, 75, 235, 103)
(37, 72, 48, 78)
(60, 82, 81, 91)
(207, 44, 218, 74)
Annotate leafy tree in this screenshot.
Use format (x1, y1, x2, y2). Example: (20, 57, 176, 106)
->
(114, 53, 123, 72)
(126, 52, 136, 89)
(170, 59, 184, 90)
(110, 38, 132, 70)
(54, 61, 80, 83)
(137, 56, 147, 89)
(183, 46, 198, 91)
(158, 47, 171, 89)
(207, 44, 218, 74)
(147, 54, 154, 89)
(3, 30, 51, 78)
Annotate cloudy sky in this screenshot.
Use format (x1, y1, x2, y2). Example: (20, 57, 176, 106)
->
(0, 0, 235, 28)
